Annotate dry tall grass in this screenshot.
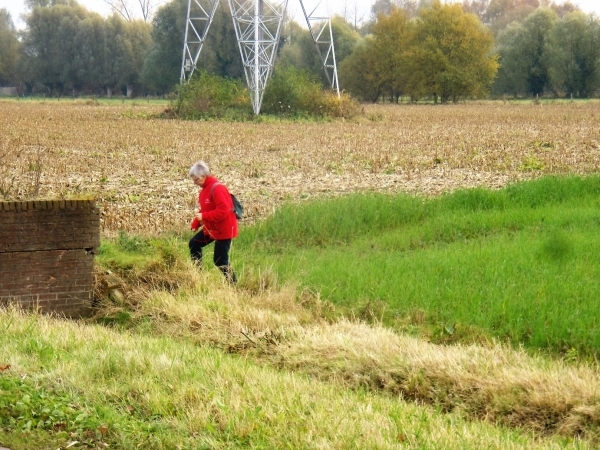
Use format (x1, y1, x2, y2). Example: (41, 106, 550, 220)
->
(3, 305, 590, 449)
(1, 100, 599, 234)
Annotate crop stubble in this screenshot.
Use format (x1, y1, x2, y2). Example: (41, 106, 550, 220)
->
(1, 100, 599, 234)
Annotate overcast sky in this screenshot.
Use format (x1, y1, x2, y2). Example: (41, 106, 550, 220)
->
(1, 0, 599, 29)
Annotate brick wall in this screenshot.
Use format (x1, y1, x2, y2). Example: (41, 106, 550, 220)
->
(0, 200, 100, 317)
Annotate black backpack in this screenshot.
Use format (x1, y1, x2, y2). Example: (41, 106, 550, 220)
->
(210, 182, 243, 220)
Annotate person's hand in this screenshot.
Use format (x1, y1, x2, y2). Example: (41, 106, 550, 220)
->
(191, 217, 201, 231)
(195, 212, 203, 221)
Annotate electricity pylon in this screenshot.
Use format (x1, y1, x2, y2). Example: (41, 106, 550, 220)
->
(180, 0, 339, 115)
(299, 0, 339, 95)
(180, 0, 220, 81)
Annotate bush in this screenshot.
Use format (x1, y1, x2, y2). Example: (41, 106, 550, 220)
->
(174, 71, 251, 119)
(174, 67, 359, 120)
(262, 64, 359, 119)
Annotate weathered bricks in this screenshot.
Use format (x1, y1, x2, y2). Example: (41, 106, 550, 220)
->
(0, 199, 100, 318)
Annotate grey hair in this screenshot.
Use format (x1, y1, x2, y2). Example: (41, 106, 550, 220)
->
(189, 161, 210, 178)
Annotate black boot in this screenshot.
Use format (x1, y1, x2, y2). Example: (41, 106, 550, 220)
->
(218, 265, 237, 285)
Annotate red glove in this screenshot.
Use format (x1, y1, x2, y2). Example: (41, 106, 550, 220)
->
(191, 217, 201, 231)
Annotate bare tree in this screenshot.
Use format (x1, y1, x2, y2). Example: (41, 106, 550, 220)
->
(371, 0, 419, 20)
(102, 0, 164, 22)
(341, 1, 368, 29)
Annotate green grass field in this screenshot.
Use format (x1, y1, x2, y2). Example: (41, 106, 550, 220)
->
(237, 175, 600, 357)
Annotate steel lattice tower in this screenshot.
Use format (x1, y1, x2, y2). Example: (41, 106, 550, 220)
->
(181, 0, 339, 115)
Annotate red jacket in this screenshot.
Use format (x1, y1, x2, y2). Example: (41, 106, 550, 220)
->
(191, 175, 238, 240)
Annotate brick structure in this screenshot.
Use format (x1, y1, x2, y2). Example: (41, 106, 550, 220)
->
(0, 200, 100, 317)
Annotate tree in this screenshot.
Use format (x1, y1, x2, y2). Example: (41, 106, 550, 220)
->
(547, 11, 600, 97)
(462, 0, 577, 35)
(198, 1, 244, 80)
(550, 1, 579, 18)
(461, 0, 490, 22)
(0, 9, 20, 86)
(18, 1, 153, 97)
(22, 3, 90, 95)
(370, 7, 414, 102)
(339, 1, 368, 30)
(371, 0, 419, 20)
(339, 37, 382, 102)
(518, 8, 557, 96)
(493, 8, 558, 97)
(492, 22, 529, 96)
(119, 19, 153, 96)
(24, 0, 78, 9)
(279, 22, 321, 77)
(363, 0, 419, 33)
(74, 13, 107, 93)
(102, 14, 128, 97)
(331, 16, 361, 63)
(408, 1, 498, 102)
(142, 0, 244, 95)
(341, 1, 498, 102)
(141, 0, 186, 94)
(371, 0, 395, 18)
(481, 0, 540, 33)
(102, 0, 162, 22)
(279, 16, 360, 86)
(279, 20, 309, 68)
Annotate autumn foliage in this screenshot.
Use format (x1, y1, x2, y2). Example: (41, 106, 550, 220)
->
(340, 3, 499, 103)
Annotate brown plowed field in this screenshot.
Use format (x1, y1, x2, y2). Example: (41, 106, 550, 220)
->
(2, 100, 599, 234)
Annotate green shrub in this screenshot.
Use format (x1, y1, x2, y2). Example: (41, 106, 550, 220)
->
(175, 71, 251, 119)
(262, 64, 359, 119)
(175, 67, 359, 120)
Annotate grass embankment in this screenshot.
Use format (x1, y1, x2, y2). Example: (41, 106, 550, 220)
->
(4, 306, 587, 450)
(238, 175, 600, 357)
(1, 290, 598, 449)
(3, 175, 600, 448)
(0, 308, 437, 449)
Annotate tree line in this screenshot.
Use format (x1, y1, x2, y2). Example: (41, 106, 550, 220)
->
(0, 0, 599, 101)
(341, 0, 600, 101)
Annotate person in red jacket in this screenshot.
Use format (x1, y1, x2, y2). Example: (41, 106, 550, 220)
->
(188, 161, 238, 284)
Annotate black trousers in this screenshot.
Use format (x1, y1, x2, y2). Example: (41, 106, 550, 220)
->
(189, 232, 236, 283)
